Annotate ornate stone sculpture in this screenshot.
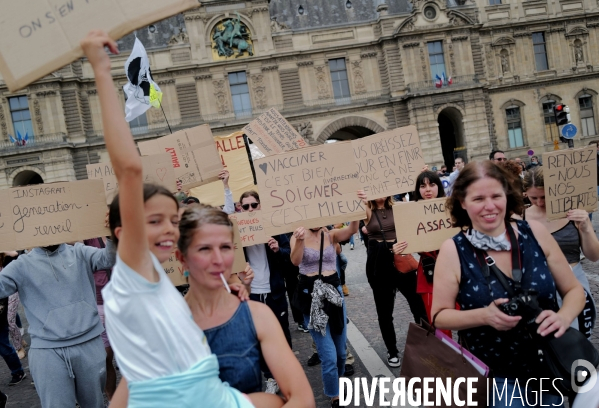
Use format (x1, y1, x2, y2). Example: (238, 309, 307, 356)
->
(251, 74, 267, 109)
(575, 43, 584, 64)
(351, 61, 367, 94)
(270, 17, 289, 32)
(168, 28, 189, 45)
(295, 122, 312, 139)
(212, 12, 254, 59)
(213, 80, 229, 114)
(500, 52, 510, 74)
(315, 66, 331, 99)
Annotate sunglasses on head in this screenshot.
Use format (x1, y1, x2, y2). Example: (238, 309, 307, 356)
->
(242, 203, 259, 210)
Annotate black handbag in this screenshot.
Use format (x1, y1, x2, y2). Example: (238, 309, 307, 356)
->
(474, 223, 599, 394)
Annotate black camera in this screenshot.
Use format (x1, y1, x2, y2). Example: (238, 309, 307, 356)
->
(499, 289, 544, 326)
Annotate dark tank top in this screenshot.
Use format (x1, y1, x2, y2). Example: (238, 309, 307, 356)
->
(203, 301, 262, 393)
(453, 220, 558, 378)
(551, 221, 581, 264)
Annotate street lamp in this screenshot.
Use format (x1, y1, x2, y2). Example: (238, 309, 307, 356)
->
(298, 5, 304, 15)
(346, 0, 352, 9)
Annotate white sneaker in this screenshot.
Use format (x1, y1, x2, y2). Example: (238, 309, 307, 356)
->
(387, 353, 401, 367)
(265, 378, 279, 394)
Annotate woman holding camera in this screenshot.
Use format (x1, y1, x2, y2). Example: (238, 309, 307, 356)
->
(432, 161, 585, 407)
(523, 167, 598, 337)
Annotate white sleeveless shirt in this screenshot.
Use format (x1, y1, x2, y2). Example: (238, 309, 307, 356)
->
(102, 253, 211, 382)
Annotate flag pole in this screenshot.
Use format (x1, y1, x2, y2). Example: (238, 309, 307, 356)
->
(159, 102, 173, 134)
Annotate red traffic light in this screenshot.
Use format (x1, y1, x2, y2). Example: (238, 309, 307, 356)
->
(555, 104, 564, 112)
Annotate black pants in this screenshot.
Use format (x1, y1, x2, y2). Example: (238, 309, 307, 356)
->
(250, 292, 292, 379)
(284, 271, 304, 324)
(366, 241, 429, 356)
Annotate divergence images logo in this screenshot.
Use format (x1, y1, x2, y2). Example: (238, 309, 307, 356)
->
(571, 359, 598, 393)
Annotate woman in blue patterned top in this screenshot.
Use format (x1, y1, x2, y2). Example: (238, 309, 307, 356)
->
(431, 161, 585, 408)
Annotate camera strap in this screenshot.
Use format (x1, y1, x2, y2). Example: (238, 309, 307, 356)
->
(473, 221, 522, 298)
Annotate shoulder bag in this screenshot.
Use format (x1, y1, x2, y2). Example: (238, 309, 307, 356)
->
(372, 209, 418, 273)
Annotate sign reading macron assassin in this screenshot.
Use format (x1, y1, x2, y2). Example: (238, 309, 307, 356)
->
(393, 198, 459, 253)
(254, 141, 366, 236)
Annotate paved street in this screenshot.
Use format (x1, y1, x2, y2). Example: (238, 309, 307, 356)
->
(3, 216, 599, 407)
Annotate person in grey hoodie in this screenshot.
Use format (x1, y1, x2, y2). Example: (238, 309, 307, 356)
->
(0, 241, 116, 408)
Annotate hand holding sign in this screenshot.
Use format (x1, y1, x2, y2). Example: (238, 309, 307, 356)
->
(542, 146, 598, 220)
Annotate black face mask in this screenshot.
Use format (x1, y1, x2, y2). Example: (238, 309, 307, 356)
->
(309, 228, 321, 233)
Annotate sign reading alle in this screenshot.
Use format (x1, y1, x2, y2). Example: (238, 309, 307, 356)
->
(190, 131, 256, 207)
(254, 141, 366, 236)
(243, 108, 308, 156)
(392, 198, 458, 253)
(0, 0, 198, 91)
(87, 153, 176, 204)
(229, 211, 269, 247)
(542, 146, 598, 221)
(0, 180, 109, 251)
(351, 125, 425, 200)
(138, 124, 223, 190)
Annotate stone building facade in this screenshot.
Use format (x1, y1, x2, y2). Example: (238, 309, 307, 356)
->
(0, 0, 598, 187)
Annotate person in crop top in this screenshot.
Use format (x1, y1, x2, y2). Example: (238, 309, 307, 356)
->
(523, 167, 599, 337)
(291, 216, 359, 408)
(362, 194, 428, 368)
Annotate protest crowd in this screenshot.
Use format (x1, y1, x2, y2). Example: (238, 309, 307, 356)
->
(1, 14, 599, 408)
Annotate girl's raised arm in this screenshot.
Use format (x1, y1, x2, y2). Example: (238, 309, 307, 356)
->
(81, 31, 153, 280)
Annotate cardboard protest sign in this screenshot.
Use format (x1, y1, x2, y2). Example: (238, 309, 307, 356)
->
(138, 124, 223, 190)
(231, 219, 247, 274)
(0, 0, 199, 91)
(542, 146, 598, 221)
(0, 180, 109, 251)
(87, 153, 176, 204)
(190, 131, 256, 206)
(351, 125, 425, 200)
(162, 250, 187, 287)
(393, 198, 458, 253)
(254, 141, 366, 236)
(243, 108, 308, 156)
(229, 211, 269, 247)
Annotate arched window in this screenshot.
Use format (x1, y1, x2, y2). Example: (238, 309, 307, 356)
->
(579, 94, 596, 136)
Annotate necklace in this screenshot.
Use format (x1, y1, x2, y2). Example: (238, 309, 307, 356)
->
(378, 208, 387, 219)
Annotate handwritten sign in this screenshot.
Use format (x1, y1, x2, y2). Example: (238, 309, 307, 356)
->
(243, 108, 308, 156)
(231, 219, 247, 273)
(543, 146, 598, 221)
(254, 141, 366, 236)
(229, 211, 268, 247)
(392, 198, 458, 253)
(190, 131, 256, 206)
(138, 124, 223, 190)
(0, 0, 198, 91)
(0, 180, 109, 251)
(162, 250, 187, 287)
(351, 126, 425, 200)
(87, 153, 176, 204)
